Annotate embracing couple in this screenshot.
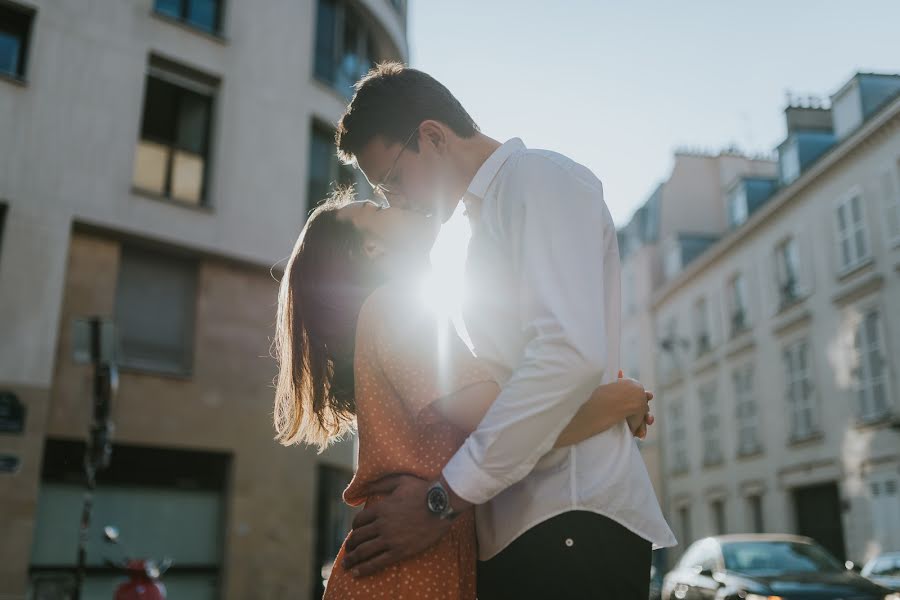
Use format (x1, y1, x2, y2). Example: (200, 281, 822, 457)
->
(273, 63, 676, 599)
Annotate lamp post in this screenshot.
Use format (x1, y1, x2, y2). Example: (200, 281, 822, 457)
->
(71, 317, 118, 600)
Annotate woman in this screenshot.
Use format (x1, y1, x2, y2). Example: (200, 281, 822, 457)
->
(272, 190, 653, 599)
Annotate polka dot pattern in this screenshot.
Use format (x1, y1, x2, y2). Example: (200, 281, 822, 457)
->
(322, 287, 492, 600)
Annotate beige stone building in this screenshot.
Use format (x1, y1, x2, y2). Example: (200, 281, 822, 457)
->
(619, 149, 778, 570)
(0, 1, 407, 598)
(625, 73, 900, 567)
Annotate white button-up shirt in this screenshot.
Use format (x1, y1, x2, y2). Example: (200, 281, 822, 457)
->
(442, 138, 677, 560)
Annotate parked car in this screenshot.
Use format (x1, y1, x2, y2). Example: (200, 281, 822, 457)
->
(662, 534, 898, 600)
(863, 552, 900, 592)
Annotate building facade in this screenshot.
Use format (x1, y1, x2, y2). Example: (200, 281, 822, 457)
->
(643, 74, 900, 566)
(0, 1, 407, 598)
(619, 148, 778, 570)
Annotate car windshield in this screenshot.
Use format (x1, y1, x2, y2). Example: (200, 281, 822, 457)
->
(867, 556, 900, 576)
(721, 541, 844, 576)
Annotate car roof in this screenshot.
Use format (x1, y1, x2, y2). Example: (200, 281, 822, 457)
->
(707, 534, 816, 545)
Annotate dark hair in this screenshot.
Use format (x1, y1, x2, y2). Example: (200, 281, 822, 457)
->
(336, 62, 479, 165)
(272, 189, 386, 450)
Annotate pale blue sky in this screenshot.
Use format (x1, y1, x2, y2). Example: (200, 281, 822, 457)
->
(408, 0, 900, 225)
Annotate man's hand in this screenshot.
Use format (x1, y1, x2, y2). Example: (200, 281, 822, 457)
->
(342, 474, 454, 578)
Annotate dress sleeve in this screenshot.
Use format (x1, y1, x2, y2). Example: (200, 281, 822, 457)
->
(363, 288, 495, 424)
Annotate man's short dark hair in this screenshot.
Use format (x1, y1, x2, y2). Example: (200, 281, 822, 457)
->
(336, 62, 479, 165)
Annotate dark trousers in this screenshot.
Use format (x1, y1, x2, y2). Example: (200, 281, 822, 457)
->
(476, 511, 651, 600)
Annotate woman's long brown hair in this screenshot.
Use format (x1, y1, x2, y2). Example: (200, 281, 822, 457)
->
(272, 189, 385, 452)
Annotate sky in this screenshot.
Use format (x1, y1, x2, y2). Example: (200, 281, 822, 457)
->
(407, 0, 900, 225)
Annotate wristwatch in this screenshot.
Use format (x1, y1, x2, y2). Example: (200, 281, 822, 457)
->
(426, 480, 458, 520)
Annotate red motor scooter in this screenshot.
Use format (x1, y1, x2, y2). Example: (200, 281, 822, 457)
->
(103, 525, 172, 600)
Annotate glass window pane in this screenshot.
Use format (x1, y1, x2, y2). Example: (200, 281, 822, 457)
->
(850, 196, 862, 223)
(836, 204, 847, 232)
(0, 31, 21, 77)
(854, 228, 867, 259)
(314, 0, 337, 83)
(187, 0, 219, 33)
(141, 77, 179, 144)
(171, 151, 205, 204)
(133, 141, 170, 194)
(154, 0, 183, 19)
(176, 90, 211, 155)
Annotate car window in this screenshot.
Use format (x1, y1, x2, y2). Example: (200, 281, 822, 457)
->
(721, 541, 843, 575)
(867, 555, 900, 576)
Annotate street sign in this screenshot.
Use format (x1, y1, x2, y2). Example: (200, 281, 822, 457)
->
(0, 454, 21, 474)
(0, 391, 25, 433)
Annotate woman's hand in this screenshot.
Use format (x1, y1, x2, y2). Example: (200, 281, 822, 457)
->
(612, 370, 654, 439)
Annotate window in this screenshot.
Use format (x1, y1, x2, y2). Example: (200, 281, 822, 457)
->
(747, 494, 764, 533)
(668, 401, 688, 474)
(728, 274, 748, 336)
(711, 499, 727, 535)
(0, 202, 7, 257)
(133, 57, 217, 206)
(154, 0, 223, 35)
(693, 297, 711, 356)
(852, 309, 889, 423)
(775, 237, 800, 308)
(307, 121, 356, 213)
(700, 383, 722, 466)
(30, 439, 227, 599)
(678, 506, 693, 549)
(0, 1, 34, 81)
(115, 245, 197, 375)
(315, 0, 381, 98)
(313, 465, 355, 598)
(734, 365, 760, 456)
(728, 184, 748, 228)
(880, 162, 900, 245)
(784, 339, 818, 441)
(835, 191, 869, 271)
(869, 474, 900, 558)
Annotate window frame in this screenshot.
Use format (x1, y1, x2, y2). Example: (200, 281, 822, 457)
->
(733, 363, 760, 457)
(783, 338, 819, 442)
(727, 272, 749, 337)
(774, 235, 801, 309)
(850, 306, 891, 424)
(133, 58, 218, 208)
(668, 399, 689, 475)
(114, 243, 199, 377)
(699, 382, 722, 467)
(693, 296, 711, 356)
(152, 0, 225, 37)
(879, 159, 900, 248)
(833, 185, 871, 274)
(0, 0, 35, 83)
(313, 0, 381, 98)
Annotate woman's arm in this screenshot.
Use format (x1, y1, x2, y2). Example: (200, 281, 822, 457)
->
(433, 375, 651, 446)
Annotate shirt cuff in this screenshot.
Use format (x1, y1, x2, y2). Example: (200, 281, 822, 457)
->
(442, 442, 514, 506)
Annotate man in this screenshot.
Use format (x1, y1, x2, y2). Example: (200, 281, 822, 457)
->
(336, 62, 675, 598)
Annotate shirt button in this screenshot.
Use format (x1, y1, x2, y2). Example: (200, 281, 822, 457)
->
(565, 538, 574, 547)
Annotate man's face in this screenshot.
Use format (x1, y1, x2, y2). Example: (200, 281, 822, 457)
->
(355, 130, 459, 223)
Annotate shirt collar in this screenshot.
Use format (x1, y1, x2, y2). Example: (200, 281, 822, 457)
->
(465, 138, 526, 200)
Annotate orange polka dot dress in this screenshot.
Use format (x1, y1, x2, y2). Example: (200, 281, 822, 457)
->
(322, 285, 494, 600)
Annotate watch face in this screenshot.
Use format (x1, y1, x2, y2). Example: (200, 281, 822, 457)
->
(427, 486, 449, 514)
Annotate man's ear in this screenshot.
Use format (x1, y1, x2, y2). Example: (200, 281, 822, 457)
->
(419, 120, 447, 153)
